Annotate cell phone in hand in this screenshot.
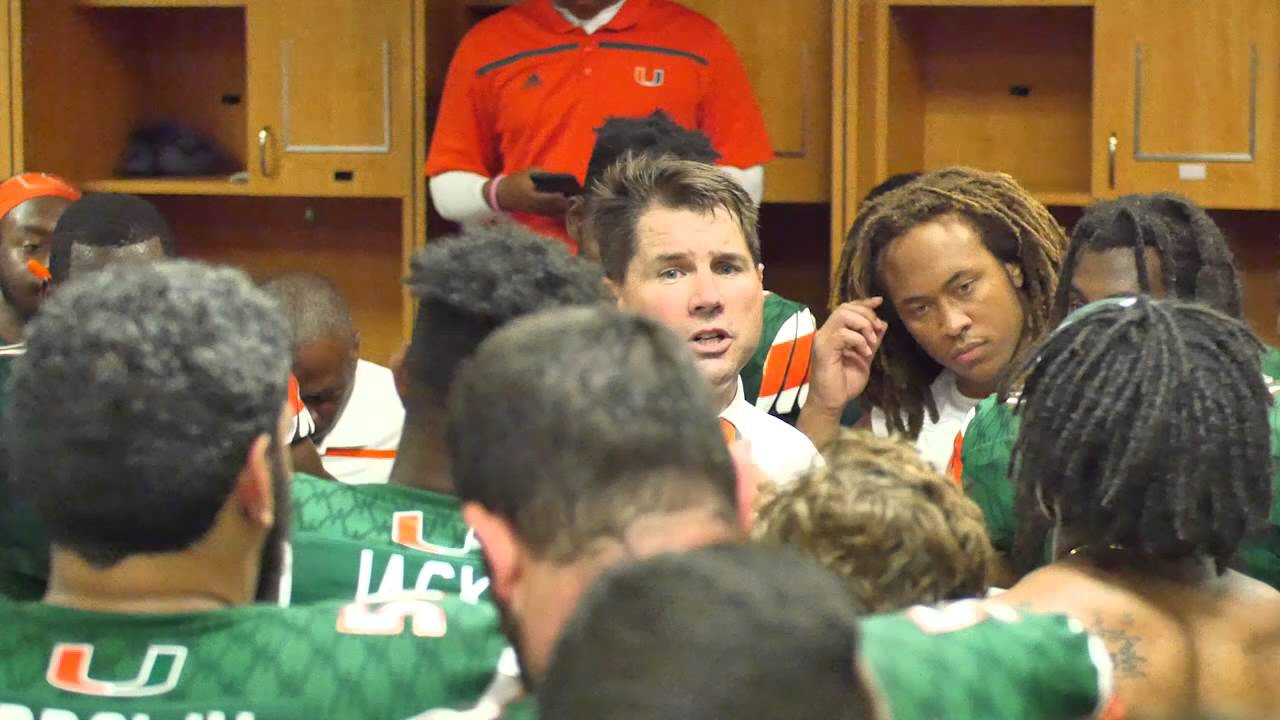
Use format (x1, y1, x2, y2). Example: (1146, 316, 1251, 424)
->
(531, 171, 583, 196)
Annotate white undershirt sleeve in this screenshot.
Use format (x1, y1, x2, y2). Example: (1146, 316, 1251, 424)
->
(718, 164, 765, 205)
(429, 171, 497, 224)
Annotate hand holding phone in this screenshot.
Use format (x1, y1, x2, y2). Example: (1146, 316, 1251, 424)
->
(492, 168, 576, 217)
(530, 171, 583, 196)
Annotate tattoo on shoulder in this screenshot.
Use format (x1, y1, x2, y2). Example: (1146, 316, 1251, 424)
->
(1092, 612, 1147, 679)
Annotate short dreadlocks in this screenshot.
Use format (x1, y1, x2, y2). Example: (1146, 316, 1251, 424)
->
(1010, 298, 1271, 574)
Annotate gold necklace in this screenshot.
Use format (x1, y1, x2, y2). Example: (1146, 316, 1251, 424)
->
(1067, 543, 1129, 556)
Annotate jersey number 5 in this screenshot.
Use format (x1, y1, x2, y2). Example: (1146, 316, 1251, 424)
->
(336, 598, 448, 638)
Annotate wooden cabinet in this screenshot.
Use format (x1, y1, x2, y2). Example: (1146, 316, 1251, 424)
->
(845, 1, 1094, 207)
(838, 0, 1280, 229)
(0, 0, 11, 179)
(1093, 0, 1278, 208)
(9, 0, 428, 358)
(682, 0, 832, 204)
(16, 0, 420, 200)
(833, 0, 1280, 342)
(247, 0, 415, 197)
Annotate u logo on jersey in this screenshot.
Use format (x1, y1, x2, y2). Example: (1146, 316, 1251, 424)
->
(47, 643, 187, 698)
(391, 511, 480, 557)
(634, 66, 665, 87)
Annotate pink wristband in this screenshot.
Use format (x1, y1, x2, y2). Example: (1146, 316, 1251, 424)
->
(487, 174, 507, 212)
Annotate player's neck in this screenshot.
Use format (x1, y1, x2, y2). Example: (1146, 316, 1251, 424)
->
(711, 375, 739, 414)
(388, 412, 453, 496)
(0, 300, 24, 345)
(1055, 527, 1218, 585)
(517, 509, 739, 682)
(44, 519, 262, 613)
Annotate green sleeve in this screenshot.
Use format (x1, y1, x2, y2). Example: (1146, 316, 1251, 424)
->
(741, 294, 815, 426)
(861, 604, 1109, 720)
(0, 489, 49, 601)
(961, 396, 1020, 553)
(1261, 346, 1280, 380)
(1238, 394, 1280, 588)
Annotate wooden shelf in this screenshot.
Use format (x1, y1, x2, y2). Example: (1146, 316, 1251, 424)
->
(78, 0, 246, 7)
(81, 177, 252, 196)
(888, 0, 1092, 6)
(1034, 191, 1092, 206)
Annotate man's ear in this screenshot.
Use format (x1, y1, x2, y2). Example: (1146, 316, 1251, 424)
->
(603, 277, 624, 309)
(463, 502, 523, 604)
(565, 197, 585, 241)
(757, 262, 765, 284)
(728, 440, 762, 534)
(1005, 263, 1025, 289)
(350, 330, 362, 361)
(234, 433, 275, 529)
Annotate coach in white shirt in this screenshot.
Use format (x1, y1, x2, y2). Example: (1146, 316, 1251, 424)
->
(263, 272, 404, 485)
(587, 155, 819, 485)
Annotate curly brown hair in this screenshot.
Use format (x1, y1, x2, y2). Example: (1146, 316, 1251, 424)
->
(754, 429, 995, 613)
(835, 167, 1066, 437)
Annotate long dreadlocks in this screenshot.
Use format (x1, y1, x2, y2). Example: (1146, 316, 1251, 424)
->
(1009, 298, 1271, 574)
(1052, 193, 1243, 323)
(834, 167, 1066, 437)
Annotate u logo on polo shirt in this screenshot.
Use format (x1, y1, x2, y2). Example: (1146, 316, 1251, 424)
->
(634, 66, 665, 87)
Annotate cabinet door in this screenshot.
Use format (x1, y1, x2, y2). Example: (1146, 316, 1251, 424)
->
(248, 0, 414, 197)
(0, 0, 11, 179)
(677, 0, 831, 204)
(1094, 0, 1278, 208)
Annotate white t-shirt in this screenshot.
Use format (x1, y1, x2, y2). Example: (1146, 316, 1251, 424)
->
(871, 370, 981, 472)
(317, 359, 405, 485)
(720, 377, 822, 485)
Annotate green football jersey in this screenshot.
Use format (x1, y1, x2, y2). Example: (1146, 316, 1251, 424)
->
(861, 601, 1112, 720)
(741, 292, 816, 425)
(0, 347, 51, 602)
(289, 473, 490, 605)
(960, 394, 1022, 555)
(1263, 346, 1280, 380)
(961, 376, 1280, 586)
(0, 593, 526, 719)
(740, 292, 862, 427)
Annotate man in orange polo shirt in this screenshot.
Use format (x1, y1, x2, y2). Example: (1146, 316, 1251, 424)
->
(426, 0, 773, 250)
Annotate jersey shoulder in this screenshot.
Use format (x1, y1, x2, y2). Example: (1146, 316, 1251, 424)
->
(960, 396, 1023, 553)
(0, 595, 513, 718)
(861, 601, 1111, 720)
(744, 294, 817, 421)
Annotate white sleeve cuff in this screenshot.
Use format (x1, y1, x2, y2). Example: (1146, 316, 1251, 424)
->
(429, 171, 497, 223)
(718, 164, 765, 205)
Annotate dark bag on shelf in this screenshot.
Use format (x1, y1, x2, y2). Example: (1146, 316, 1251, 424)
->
(119, 122, 232, 178)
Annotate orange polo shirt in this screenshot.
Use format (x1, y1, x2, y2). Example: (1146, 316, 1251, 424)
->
(426, 0, 774, 249)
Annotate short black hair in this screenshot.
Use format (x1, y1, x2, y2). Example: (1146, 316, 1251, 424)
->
(583, 110, 720, 193)
(48, 193, 177, 282)
(448, 306, 737, 561)
(261, 271, 356, 348)
(1053, 193, 1243, 323)
(8, 260, 291, 567)
(1010, 297, 1272, 574)
(540, 543, 875, 720)
(404, 222, 607, 407)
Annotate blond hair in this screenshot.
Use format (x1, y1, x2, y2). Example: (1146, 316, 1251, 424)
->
(754, 429, 995, 613)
